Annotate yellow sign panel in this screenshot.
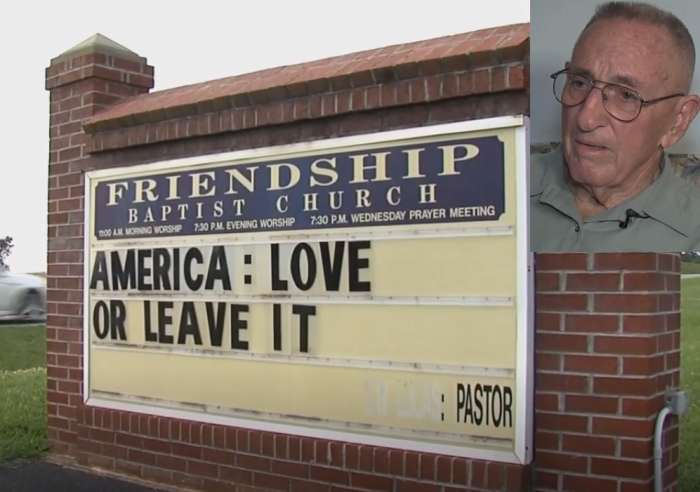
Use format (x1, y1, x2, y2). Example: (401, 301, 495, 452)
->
(84, 116, 533, 464)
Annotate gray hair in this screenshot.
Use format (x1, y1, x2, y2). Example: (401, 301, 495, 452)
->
(578, 1, 695, 92)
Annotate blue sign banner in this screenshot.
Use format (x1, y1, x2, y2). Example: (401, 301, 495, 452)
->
(92, 135, 506, 241)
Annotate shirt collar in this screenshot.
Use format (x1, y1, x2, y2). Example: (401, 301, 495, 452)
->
(531, 145, 689, 236)
(638, 152, 689, 236)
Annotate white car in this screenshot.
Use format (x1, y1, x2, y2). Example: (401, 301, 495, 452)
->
(0, 266, 46, 322)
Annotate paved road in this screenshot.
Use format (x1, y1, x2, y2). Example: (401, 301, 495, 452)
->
(0, 462, 165, 492)
(682, 274, 700, 279)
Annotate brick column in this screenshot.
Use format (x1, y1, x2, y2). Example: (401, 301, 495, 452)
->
(44, 34, 154, 458)
(534, 253, 681, 492)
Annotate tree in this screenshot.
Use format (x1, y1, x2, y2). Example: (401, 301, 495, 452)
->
(0, 236, 13, 270)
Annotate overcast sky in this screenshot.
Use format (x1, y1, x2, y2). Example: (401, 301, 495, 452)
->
(1, 0, 529, 274)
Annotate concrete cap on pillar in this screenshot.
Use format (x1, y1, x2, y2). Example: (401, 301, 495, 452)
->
(46, 33, 153, 92)
(50, 33, 146, 65)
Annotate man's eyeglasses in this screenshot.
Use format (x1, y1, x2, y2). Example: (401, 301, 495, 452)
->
(550, 68, 685, 122)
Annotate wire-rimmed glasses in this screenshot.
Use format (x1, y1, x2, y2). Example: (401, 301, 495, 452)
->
(550, 68, 685, 122)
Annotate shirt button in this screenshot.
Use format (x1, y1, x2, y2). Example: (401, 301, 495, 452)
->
(575, 225, 581, 232)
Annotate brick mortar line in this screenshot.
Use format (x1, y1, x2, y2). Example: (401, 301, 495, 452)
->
(538, 290, 678, 294)
(537, 354, 677, 358)
(535, 409, 671, 418)
(537, 431, 655, 440)
(529, 367, 662, 373)
(536, 469, 650, 481)
(47, 64, 147, 81)
(537, 310, 680, 315)
(537, 269, 676, 274)
(538, 333, 674, 338)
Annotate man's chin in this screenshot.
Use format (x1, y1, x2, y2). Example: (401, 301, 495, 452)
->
(567, 157, 614, 188)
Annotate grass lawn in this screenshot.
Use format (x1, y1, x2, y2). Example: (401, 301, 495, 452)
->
(0, 324, 48, 466)
(681, 261, 700, 275)
(681, 278, 700, 489)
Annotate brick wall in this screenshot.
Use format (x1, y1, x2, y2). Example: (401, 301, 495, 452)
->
(44, 25, 679, 492)
(535, 253, 681, 492)
(45, 26, 531, 492)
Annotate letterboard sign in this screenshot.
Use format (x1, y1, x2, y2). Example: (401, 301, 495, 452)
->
(83, 115, 534, 464)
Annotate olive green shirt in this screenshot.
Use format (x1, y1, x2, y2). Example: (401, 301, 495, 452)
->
(530, 146, 700, 252)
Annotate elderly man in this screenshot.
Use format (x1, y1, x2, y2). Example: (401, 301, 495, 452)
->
(530, 1, 700, 252)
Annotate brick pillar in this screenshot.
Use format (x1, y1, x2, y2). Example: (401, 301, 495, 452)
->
(44, 34, 154, 458)
(534, 253, 681, 492)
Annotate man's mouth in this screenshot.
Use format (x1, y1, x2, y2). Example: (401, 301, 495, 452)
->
(576, 140, 607, 150)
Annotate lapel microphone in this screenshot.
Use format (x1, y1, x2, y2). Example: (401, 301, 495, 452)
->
(619, 208, 646, 229)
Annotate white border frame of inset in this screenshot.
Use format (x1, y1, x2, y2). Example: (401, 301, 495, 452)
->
(82, 114, 534, 465)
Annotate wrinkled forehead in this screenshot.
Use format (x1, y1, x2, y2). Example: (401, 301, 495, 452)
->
(571, 19, 677, 93)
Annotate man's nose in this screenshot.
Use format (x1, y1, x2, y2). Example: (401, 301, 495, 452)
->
(574, 86, 609, 131)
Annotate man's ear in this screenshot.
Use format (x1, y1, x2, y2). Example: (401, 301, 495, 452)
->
(661, 95, 700, 148)
(565, 61, 571, 69)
